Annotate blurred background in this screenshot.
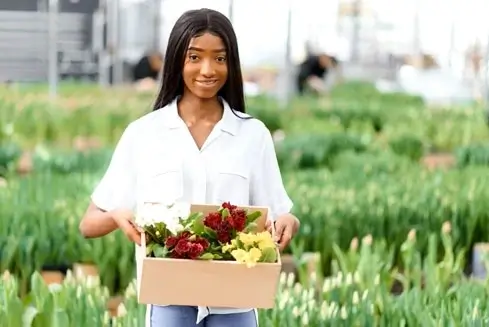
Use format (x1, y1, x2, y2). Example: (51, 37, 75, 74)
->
(0, 0, 488, 103)
(2, 0, 489, 326)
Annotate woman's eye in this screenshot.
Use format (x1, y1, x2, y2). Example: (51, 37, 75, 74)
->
(189, 54, 199, 61)
(217, 56, 226, 62)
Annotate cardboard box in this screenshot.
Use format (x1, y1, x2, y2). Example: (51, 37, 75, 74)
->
(136, 204, 282, 308)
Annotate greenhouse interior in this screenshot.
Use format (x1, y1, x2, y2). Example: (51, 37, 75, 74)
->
(1, 0, 489, 326)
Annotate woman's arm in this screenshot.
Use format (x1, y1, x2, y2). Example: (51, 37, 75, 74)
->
(79, 202, 141, 244)
(250, 126, 293, 220)
(79, 202, 118, 238)
(250, 125, 298, 249)
(79, 123, 139, 243)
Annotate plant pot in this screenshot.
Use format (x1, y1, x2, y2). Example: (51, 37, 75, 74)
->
(41, 270, 65, 285)
(391, 270, 428, 295)
(472, 243, 489, 279)
(42, 263, 71, 275)
(421, 153, 455, 169)
(107, 296, 124, 317)
(16, 151, 33, 175)
(73, 263, 99, 279)
(73, 136, 102, 152)
(1, 270, 12, 281)
(280, 252, 321, 284)
(280, 254, 296, 275)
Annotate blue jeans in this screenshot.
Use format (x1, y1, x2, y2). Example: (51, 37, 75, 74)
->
(150, 305, 257, 327)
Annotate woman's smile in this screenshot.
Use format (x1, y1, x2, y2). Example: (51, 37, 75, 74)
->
(195, 79, 219, 88)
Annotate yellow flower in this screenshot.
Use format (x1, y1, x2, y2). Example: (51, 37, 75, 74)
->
(231, 248, 263, 268)
(222, 239, 238, 253)
(256, 232, 275, 250)
(227, 232, 276, 266)
(238, 233, 256, 248)
(249, 247, 262, 262)
(231, 249, 248, 262)
(237, 231, 275, 250)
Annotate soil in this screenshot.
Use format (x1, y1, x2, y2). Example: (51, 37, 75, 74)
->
(421, 153, 455, 169)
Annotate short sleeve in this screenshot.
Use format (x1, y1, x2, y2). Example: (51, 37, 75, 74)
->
(250, 128, 293, 220)
(91, 124, 136, 212)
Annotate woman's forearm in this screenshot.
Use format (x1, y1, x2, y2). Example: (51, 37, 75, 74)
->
(79, 203, 119, 238)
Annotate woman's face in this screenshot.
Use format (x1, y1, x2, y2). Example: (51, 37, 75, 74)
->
(182, 32, 228, 99)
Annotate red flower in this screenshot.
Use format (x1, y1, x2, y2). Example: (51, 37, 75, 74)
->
(216, 222, 232, 243)
(175, 239, 191, 255)
(222, 202, 237, 212)
(195, 237, 210, 249)
(204, 212, 222, 230)
(165, 236, 179, 248)
(188, 243, 204, 259)
(166, 233, 210, 259)
(227, 209, 246, 232)
(170, 252, 182, 259)
(165, 231, 191, 249)
(179, 231, 192, 239)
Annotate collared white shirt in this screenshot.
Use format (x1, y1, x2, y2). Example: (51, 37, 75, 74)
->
(91, 98, 293, 325)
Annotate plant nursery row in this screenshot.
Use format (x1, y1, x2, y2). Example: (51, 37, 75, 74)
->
(1, 82, 489, 325)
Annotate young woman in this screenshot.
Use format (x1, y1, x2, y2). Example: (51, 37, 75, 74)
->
(79, 8, 300, 327)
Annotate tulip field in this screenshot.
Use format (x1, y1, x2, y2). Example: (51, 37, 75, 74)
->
(2, 82, 489, 326)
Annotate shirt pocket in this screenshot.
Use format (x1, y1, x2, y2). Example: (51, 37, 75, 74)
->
(138, 161, 184, 205)
(214, 164, 250, 206)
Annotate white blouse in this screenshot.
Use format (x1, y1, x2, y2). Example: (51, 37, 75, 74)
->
(91, 97, 293, 325)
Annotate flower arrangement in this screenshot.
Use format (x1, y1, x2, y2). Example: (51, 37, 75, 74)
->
(135, 202, 278, 267)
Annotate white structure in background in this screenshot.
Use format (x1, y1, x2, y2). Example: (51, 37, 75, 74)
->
(306, 34, 351, 61)
(118, 0, 341, 69)
(395, 66, 473, 105)
(119, 1, 159, 63)
(155, 0, 342, 98)
(363, 0, 489, 104)
(112, 0, 489, 102)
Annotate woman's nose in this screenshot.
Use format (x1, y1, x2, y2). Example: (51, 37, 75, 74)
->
(200, 60, 216, 77)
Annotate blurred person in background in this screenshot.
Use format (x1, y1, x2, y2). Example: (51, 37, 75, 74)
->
(464, 40, 484, 100)
(296, 52, 342, 96)
(464, 41, 483, 79)
(131, 50, 164, 91)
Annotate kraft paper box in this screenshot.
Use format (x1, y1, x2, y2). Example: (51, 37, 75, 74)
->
(136, 204, 282, 308)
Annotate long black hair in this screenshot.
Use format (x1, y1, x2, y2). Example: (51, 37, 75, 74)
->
(153, 8, 246, 114)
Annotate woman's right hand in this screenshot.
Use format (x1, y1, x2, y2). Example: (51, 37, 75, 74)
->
(112, 209, 142, 245)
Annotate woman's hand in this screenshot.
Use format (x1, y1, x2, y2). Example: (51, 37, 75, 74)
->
(266, 213, 300, 251)
(112, 209, 143, 246)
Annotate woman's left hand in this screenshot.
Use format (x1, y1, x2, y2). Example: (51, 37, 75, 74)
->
(266, 214, 300, 251)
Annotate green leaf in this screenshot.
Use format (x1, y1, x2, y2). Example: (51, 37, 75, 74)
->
(260, 247, 277, 263)
(244, 222, 258, 233)
(146, 243, 155, 256)
(30, 272, 49, 308)
(204, 227, 217, 239)
(192, 214, 205, 235)
(153, 244, 168, 258)
(220, 252, 234, 260)
(246, 211, 261, 225)
(52, 310, 69, 327)
(6, 297, 24, 327)
(31, 311, 50, 327)
(187, 212, 203, 224)
(31, 295, 55, 327)
(221, 208, 230, 219)
(199, 253, 214, 260)
(213, 254, 223, 260)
